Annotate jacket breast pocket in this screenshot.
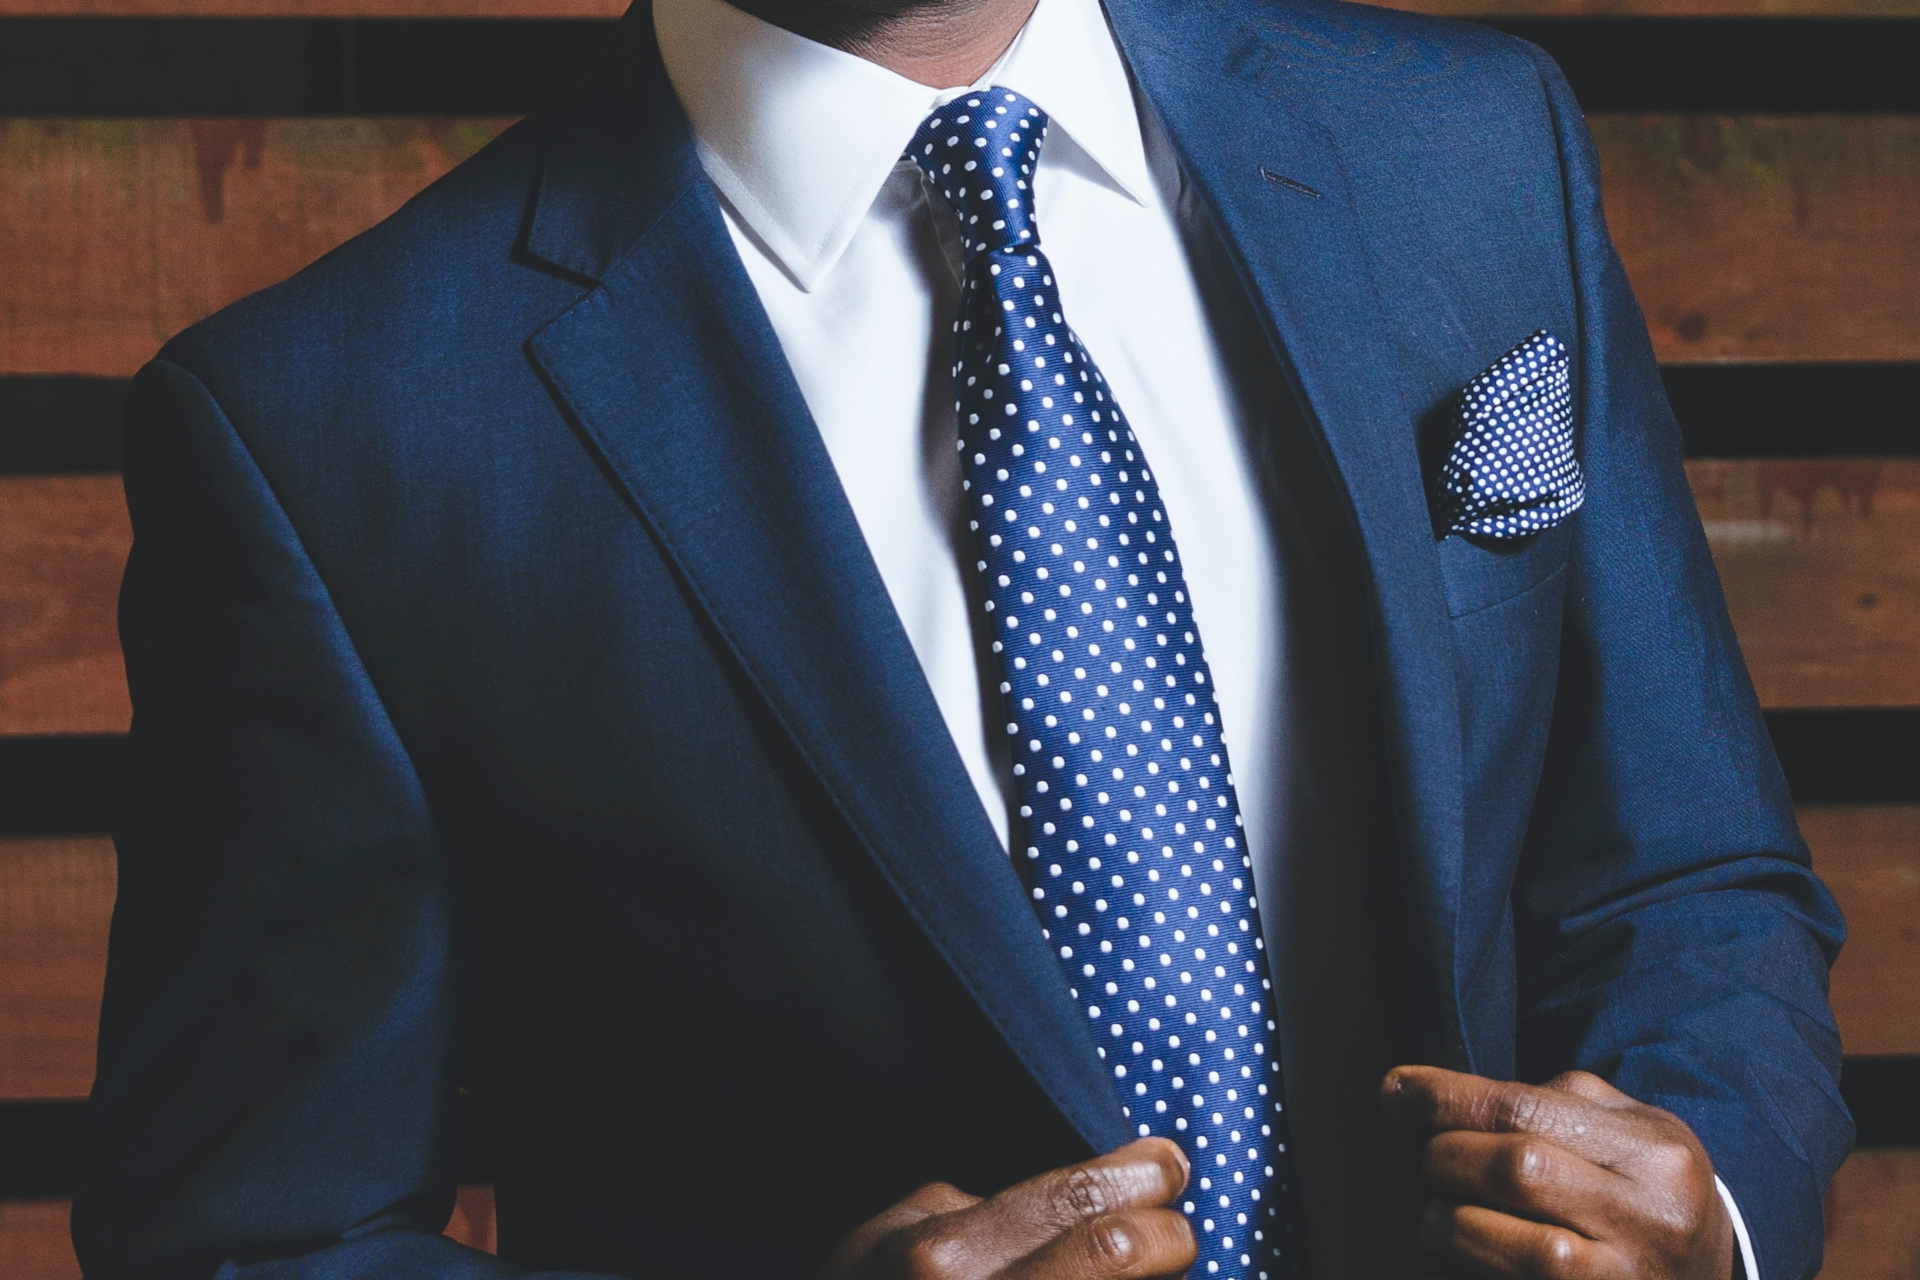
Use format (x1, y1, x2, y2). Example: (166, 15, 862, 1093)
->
(1434, 520, 1573, 620)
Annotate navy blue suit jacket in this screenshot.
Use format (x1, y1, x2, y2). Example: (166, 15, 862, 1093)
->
(74, 0, 1851, 1276)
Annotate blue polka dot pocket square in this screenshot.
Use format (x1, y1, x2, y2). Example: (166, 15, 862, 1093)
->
(1429, 330, 1584, 540)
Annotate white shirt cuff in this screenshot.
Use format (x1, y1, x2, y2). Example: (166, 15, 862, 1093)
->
(1715, 1174, 1760, 1280)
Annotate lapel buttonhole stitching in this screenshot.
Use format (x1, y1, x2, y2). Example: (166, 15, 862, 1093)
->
(1257, 165, 1322, 198)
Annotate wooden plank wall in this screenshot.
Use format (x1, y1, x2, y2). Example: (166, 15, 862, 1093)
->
(0, 120, 511, 377)
(1, 0, 1916, 1276)
(1372, 0, 1917, 13)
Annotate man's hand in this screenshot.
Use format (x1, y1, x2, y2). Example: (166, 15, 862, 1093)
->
(1382, 1066, 1736, 1280)
(820, 1138, 1198, 1280)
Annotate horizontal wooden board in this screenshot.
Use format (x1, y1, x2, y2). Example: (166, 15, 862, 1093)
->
(0, 476, 130, 737)
(1369, 0, 1920, 15)
(0, 461, 1912, 738)
(0, 1191, 490, 1279)
(0, 115, 1916, 376)
(6, 1163, 1918, 1278)
(0, 1200, 79, 1280)
(0, 0, 618, 10)
(1690, 459, 1920, 708)
(1599, 116, 1920, 364)
(448, 1185, 496, 1255)
(1801, 806, 1920, 1057)
(0, 836, 113, 1099)
(1, 812, 1910, 1099)
(5, 1160, 1920, 1277)
(0, 118, 512, 378)
(1823, 1147, 1920, 1278)
(2, 0, 1917, 19)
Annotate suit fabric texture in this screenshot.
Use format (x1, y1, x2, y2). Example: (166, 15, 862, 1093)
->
(76, 0, 1851, 1277)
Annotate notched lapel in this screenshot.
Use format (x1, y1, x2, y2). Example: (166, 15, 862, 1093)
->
(520, 6, 1130, 1154)
(1105, 0, 1473, 1067)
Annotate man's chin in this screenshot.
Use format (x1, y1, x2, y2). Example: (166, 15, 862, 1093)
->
(737, 0, 989, 25)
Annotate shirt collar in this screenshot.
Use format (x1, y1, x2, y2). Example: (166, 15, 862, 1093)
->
(653, 0, 1153, 292)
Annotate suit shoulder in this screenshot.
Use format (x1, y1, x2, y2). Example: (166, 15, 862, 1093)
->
(1213, 0, 1559, 124)
(1248, 0, 1547, 65)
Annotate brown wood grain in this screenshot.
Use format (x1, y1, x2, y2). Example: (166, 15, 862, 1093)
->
(2, 116, 1917, 375)
(0, 824, 1903, 1275)
(1823, 1148, 1920, 1279)
(447, 1185, 498, 1255)
(0, 836, 114, 1100)
(0, 119, 512, 378)
(1688, 459, 1920, 709)
(5, 0, 1917, 18)
(1799, 805, 1920, 1058)
(1, 0, 616, 10)
(0, 476, 131, 737)
(0, 1192, 492, 1279)
(1364, 0, 1920, 15)
(0, 811, 1908, 1099)
(1599, 116, 1920, 364)
(0, 460, 1912, 739)
(0, 1201, 80, 1280)
(4, 1165, 1919, 1278)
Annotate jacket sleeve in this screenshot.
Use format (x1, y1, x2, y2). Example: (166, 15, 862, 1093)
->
(1508, 47, 1853, 1280)
(73, 357, 613, 1280)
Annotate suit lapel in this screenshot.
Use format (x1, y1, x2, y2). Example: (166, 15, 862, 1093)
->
(1105, 0, 1473, 1067)
(519, 10, 1131, 1152)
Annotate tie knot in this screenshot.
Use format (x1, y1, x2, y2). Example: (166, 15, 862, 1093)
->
(908, 87, 1049, 257)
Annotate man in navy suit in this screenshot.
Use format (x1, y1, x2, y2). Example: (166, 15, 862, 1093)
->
(74, 0, 1851, 1274)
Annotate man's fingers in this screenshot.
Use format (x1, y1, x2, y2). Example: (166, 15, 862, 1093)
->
(1422, 1131, 1635, 1238)
(962, 1139, 1191, 1261)
(1004, 1208, 1198, 1280)
(1384, 1066, 1586, 1134)
(1420, 1200, 1634, 1280)
(898, 1182, 987, 1221)
(1542, 1071, 1631, 1109)
(819, 1183, 984, 1278)
(1005, 1139, 1191, 1224)
(1386, 1072, 1734, 1280)
(1382, 1067, 1641, 1169)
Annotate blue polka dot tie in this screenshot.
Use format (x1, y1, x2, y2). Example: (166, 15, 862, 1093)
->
(908, 88, 1303, 1280)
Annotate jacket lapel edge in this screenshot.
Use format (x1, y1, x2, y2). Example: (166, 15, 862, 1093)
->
(520, 39, 1132, 1148)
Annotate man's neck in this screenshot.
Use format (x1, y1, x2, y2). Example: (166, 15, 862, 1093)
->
(726, 0, 1040, 87)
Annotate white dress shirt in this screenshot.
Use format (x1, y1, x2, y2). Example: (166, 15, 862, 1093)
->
(653, 0, 1283, 862)
(651, 0, 1759, 1271)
